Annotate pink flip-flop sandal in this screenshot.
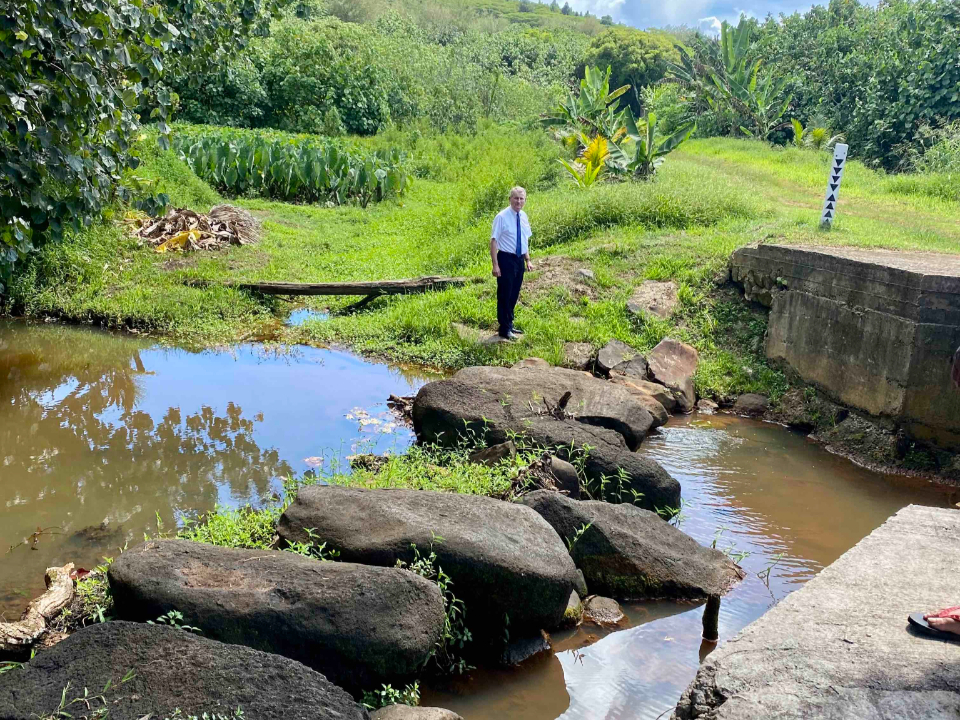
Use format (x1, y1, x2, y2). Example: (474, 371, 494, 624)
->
(908, 606, 960, 642)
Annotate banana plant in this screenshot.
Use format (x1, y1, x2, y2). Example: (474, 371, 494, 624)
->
(667, 17, 792, 140)
(559, 134, 609, 188)
(608, 111, 696, 179)
(707, 21, 792, 139)
(542, 65, 631, 141)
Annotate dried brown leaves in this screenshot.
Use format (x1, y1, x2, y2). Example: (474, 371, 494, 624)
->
(134, 205, 261, 253)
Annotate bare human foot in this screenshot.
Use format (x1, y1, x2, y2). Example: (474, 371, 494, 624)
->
(924, 606, 960, 636)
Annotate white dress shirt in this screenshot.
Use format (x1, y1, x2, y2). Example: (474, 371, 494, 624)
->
(491, 207, 532, 256)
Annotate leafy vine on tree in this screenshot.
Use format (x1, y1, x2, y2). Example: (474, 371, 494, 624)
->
(0, 0, 287, 290)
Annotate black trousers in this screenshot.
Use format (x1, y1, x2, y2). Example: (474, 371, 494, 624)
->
(496, 250, 525, 336)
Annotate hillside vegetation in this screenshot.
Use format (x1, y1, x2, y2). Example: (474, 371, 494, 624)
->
(5, 0, 960, 403)
(9, 125, 960, 403)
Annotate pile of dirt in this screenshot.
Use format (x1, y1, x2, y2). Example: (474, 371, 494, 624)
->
(135, 205, 261, 253)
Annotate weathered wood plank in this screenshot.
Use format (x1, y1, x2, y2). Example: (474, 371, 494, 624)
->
(185, 276, 478, 296)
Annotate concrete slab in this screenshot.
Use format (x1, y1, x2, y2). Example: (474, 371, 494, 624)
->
(730, 244, 960, 324)
(729, 244, 960, 448)
(673, 505, 960, 720)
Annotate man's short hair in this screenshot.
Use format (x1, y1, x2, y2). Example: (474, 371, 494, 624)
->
(509, 186, 527, 199)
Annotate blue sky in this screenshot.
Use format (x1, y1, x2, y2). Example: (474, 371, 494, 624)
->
(563, 0, 813, 32)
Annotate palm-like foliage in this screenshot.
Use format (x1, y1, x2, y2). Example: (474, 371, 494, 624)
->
(542, 65, 631, 141)
(713, 59, 792, 140)
(559, 134, 609, 188)
(806, 127, 846, 151)
(668, 17, 792, 140)
(608, 111, 696, 179)
(791, 118, 805, 148)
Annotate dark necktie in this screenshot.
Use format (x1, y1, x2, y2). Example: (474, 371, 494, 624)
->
(516, 213, 522, 256)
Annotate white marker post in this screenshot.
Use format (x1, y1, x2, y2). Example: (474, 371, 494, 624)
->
(820, 143, 848, 228)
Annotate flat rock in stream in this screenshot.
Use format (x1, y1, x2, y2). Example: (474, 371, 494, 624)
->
(412, 366, 680, 510)
(108, 539, 444, 695)
(372, 707, 463, 720)
(583, 596, 625, 625)
(0, 621, 366, 720)
(278, 486, 584, 638)
(520, 491, 743, 600)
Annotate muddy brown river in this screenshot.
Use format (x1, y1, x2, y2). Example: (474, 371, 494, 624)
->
(1, 319, 955, 718)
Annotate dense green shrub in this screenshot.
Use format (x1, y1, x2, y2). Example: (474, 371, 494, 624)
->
(169, 55, 269, 129)
(640, 85, 694, 136)
(168, 8, 578, 137)
(581, 27, 679, 114)
(756, 0, 960, 169)
(174, 126, 411, 206)
(259, 18, 390, 135)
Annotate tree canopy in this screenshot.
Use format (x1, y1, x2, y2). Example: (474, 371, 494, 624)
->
(582, 27, 680, 113)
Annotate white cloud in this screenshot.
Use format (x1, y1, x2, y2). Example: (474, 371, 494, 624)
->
(563, 0, 627, 19)
(698, 15, 723, 34)
(552, 0, 813, 29)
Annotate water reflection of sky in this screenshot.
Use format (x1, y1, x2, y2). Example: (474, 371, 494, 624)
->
(0, 321, 431, 613)
(97, 343, 425, 485)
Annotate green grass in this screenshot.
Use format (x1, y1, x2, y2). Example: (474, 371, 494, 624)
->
(8, 128, 960, 399)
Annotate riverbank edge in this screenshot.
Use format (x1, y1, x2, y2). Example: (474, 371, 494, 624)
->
(672, 504, 960, 719)
(5, 295, 959, 488)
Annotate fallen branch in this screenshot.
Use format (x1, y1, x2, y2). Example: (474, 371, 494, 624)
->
(184, 276, 479, 296)
(1, 564, 75, 655)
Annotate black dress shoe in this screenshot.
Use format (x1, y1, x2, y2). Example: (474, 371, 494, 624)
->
(511, 326, 525, 335)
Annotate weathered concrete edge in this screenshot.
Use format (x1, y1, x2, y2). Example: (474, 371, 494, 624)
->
(730, 244, 960, 325)
(673, 505, 960, 720)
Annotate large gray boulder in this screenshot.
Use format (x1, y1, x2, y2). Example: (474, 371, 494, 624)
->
(414, 365, 654, 450)
(278, 486, 584, 639)
(412, 366, 680, 510)
(647, 338, 699, 412)
(520, 491, 743, 600)
(516, 416, 680, 509)
(108, 539, 444, 695)
(0, 621, 367, 720)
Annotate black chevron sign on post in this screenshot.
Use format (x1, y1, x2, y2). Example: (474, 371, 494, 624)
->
(821, 143, 849, 228)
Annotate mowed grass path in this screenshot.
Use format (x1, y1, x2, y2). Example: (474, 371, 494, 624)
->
(9, 134, 959, 398)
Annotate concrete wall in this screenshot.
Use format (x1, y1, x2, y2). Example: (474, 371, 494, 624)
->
(673, 505, 960, 720)
(730, 244, 960, 449)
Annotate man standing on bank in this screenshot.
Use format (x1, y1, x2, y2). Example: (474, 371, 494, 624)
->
(491, 186, 533, 340)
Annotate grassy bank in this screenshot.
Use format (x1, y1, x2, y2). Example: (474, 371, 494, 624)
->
(7, 127, 960, 401)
